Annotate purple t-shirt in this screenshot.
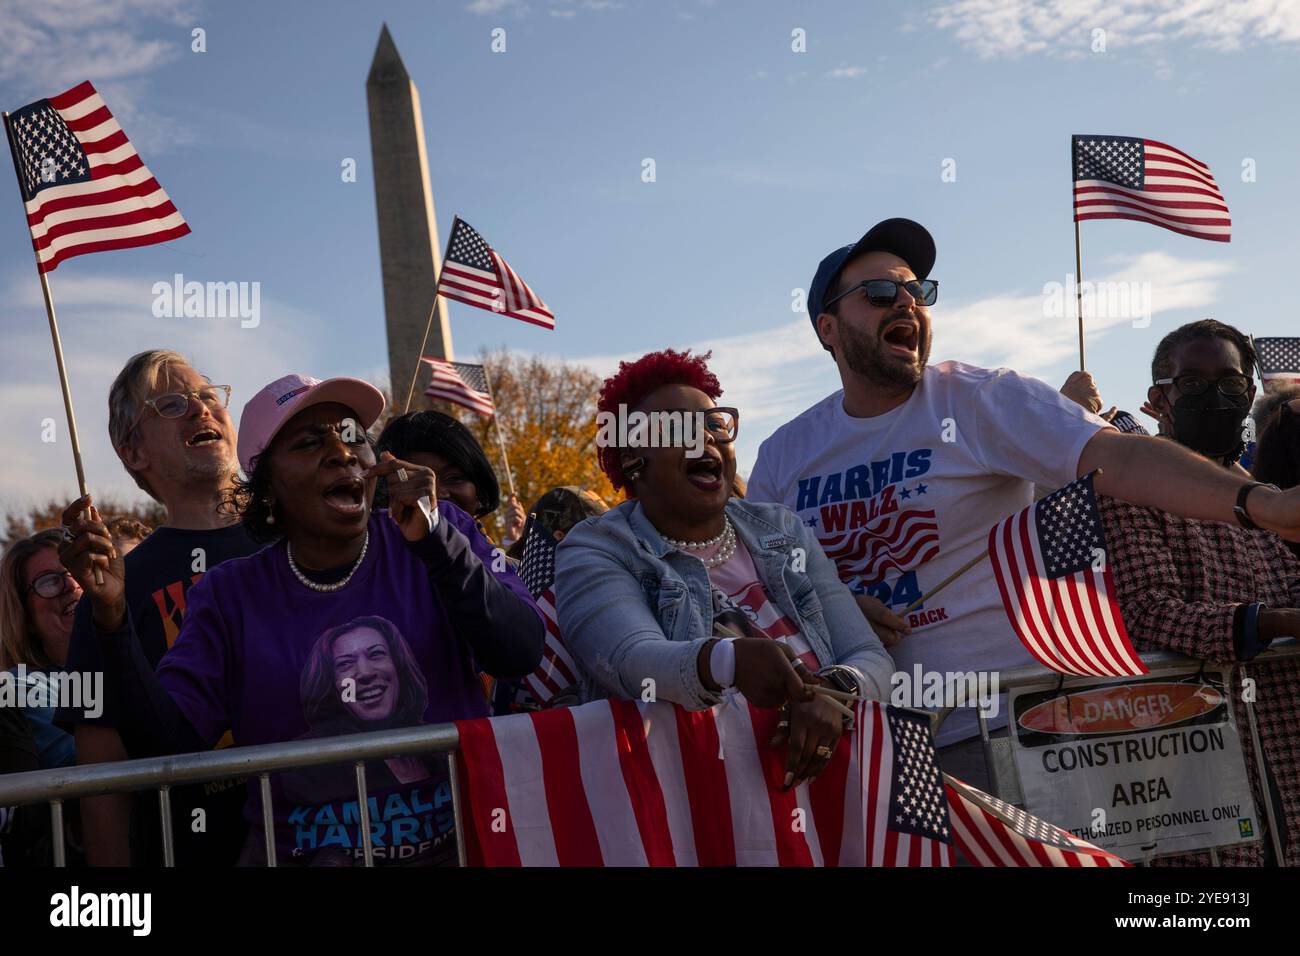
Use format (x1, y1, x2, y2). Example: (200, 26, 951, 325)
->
(156, 504, 530, 865)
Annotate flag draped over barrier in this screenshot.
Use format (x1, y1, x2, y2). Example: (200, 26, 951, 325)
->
(944, 775, 1130, 867)
(456, 697, 956, 867)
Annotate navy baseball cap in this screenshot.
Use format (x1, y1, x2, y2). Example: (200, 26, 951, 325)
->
(807, 218, 936, 347)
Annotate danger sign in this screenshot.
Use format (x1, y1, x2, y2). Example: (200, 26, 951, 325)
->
(1008, 667, 1259, 862)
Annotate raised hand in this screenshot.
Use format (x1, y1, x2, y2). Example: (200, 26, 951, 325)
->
(57, 495, 126, 631)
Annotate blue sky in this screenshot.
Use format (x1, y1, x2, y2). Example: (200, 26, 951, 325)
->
(2, 0, 1298, 513)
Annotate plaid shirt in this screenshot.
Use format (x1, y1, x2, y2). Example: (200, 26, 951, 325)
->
(1099, 496, 1300, 866)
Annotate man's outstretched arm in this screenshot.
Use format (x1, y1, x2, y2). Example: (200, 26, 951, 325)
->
(1081, 429, 1300, 539)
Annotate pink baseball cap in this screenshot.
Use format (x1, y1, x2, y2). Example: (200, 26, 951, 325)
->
(237, 373, 386, 473)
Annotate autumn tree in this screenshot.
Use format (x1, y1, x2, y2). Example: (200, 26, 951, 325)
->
(3, 497, 166, 549)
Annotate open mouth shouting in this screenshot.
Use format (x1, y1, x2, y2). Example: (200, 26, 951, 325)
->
(684, 449, 725, 493)
(880, 316, 921, 359)
(185, 426, 224, 449)
(322, 474, 367, 517)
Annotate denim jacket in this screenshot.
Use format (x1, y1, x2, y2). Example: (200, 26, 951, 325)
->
(554, 497, 894, 710)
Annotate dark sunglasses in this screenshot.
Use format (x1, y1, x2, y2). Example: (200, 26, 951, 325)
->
(1154, 373, 1251, 398)
(23, 569, 76, 600)
(824, 278, 939, 311)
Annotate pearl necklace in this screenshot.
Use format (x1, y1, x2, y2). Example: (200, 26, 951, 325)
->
(661, 516, 737, 569)
(287, 530, 369, 593)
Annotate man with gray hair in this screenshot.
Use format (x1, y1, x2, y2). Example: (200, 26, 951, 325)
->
(56, 349, 256, 866)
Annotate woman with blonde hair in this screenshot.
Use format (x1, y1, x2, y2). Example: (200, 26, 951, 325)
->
(0, 528, 83, 770)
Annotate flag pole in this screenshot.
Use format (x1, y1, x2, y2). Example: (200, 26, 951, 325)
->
(902, 551, 987, 614)
(480, 364, 516, 498)
(4, 111, 101, 583)
(403, 216, 459, 414)
(1074, 217, 1086, 371)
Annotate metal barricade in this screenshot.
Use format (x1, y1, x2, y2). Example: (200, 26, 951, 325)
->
(1, 642, 1295, 867)
(0, 722, 463, 867)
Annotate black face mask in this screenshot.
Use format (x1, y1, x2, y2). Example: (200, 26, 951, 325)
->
(1170, 387, 1250, 461)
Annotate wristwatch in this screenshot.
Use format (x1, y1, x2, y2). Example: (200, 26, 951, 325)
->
(816, 666, 861, 696)
(1234, 482, 1279, 531)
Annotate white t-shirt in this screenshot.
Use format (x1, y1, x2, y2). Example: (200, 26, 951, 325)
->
(747, 361, 1110, 744)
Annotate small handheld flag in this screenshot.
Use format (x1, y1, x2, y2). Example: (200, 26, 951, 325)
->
(5, 81, 189, 272)
(438, 216, 554, 329)
(1072, 135, 1230, 242)
(517, 515, 580, 706)
(421, 358, 496, 417)
(987, 472, 1146, 677)
(1254, 337, 1300, 394)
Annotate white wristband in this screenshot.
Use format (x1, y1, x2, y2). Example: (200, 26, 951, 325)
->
(710, 637, 737, 690)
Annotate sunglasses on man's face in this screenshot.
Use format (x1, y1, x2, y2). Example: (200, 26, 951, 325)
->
(24, 570, 76, 600)
(824, 278, 939, 311)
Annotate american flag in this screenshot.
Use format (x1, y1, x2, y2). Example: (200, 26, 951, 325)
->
(1072, 135, 1230, 242)
(453, 698, 954, 866)
(4, 82, 189, 272)
(1109, 410, 1150, 436)
(944, 775, 1129, 867)
(987, 473, 1146, 677)
(421, 358, 495, 417)
(1254, 337, 1300, 392)
(517, 516, 580, 705)
(437, 217, 554, 329)
(818, 508, 940, 587)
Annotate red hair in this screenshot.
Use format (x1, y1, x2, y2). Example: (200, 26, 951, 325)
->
(597, 349, 722, 493)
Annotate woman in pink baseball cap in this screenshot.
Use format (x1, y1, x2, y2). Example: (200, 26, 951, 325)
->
(87, 373, 544, 866)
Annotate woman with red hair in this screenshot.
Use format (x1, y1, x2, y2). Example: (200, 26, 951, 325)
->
(556, 349, 892, 789)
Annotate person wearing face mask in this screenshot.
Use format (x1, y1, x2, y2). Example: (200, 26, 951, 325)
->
(746, 219, 1300, 790)
(1098, 319, 1300, 866)
(1143, 320, 1257, 470)
(554, 350, 893, 791)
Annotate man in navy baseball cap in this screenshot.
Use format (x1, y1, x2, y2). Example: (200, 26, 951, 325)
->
(806, 217, 937, 348)
(805, 217, 939, 399)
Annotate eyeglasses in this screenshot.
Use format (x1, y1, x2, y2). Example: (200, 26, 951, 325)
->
(23, 570, 76, 600)
(1154, 373, 1251, 398)
(702, 407, 740, 443)
(127, 385, 232, 436)
(823, 278, 939, 311)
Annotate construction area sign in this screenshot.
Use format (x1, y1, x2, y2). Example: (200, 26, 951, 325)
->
(1008, 669, 1259, 862)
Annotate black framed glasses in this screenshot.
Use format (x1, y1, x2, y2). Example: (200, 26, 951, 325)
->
(23, 569, 76, 600)
(824, 278, 938, 311)
(128, 384, 232, 435)
(1154, 373, 1251, 398)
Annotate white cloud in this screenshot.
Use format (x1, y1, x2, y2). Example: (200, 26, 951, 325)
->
(0, 0, 200, 153)
(931, 0, 1300, 58)
(0, 267, 346, 518)
(826, 65, 868, 78)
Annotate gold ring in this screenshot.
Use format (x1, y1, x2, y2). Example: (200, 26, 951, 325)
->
(816, 745, 833, 758)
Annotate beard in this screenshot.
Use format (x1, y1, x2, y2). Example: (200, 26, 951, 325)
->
(837, 311, 931, 389)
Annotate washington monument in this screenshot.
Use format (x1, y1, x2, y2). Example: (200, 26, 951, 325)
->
(366, 23, 452, 404)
